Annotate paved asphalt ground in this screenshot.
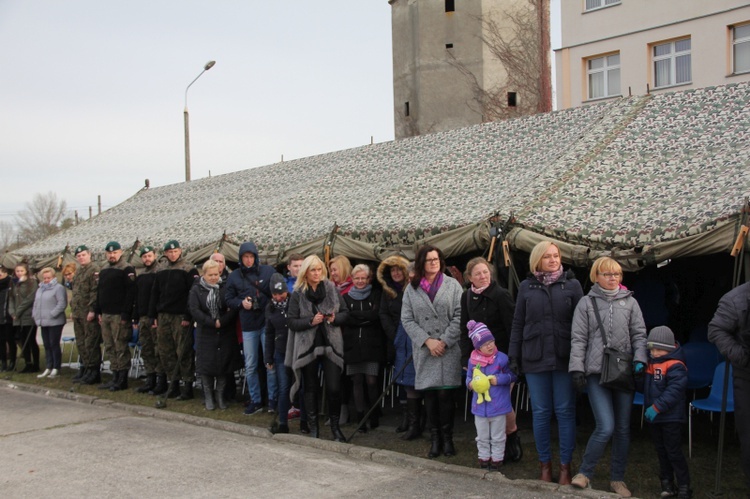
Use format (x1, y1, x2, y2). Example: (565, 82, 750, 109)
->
(0, 383, 618, 498)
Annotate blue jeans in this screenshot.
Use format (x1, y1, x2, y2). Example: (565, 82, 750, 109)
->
(273, 351, 290, 425)
(579, 373, 634, 481)
(525, 369, 576, 464)
(242, 328, 277, 405)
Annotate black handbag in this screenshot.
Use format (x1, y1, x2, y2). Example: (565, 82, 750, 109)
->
(591, 297, 634, 392)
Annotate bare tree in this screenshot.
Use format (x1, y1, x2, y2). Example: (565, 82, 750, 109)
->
(14, 192, 70, 245)
(449, 0, 551, 123)
(0, 220, 15, 251)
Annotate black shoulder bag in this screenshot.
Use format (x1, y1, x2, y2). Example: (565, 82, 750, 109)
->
(591, 297, 634, 392)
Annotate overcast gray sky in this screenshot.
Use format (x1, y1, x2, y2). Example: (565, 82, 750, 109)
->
(0, 0, 395, 227)
(0, 0, 560, 234)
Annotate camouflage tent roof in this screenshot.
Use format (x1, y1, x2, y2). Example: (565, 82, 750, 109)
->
(12, 82, 750, 270)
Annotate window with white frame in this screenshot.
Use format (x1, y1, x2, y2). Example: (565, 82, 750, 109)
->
(733, 24, 750, 74)
(585, 0, 620, 12)
(587, 53, 620, 99)
(653, 38, 691, 88)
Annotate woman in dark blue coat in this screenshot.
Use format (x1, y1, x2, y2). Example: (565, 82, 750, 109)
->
(509, 241, 583, 485)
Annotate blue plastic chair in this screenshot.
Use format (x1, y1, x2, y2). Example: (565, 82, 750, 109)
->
(688, 361, 734, 458)
(682, 342, 723, 393)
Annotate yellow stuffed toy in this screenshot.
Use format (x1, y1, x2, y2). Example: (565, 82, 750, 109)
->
(472, 366, 496, 404)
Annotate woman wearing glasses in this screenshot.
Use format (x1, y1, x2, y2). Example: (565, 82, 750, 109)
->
(401, 245, 463, 458)
(509, 241, 583, 484)
(568, 257, 647, 497)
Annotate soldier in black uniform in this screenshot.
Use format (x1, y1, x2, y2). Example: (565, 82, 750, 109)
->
(149, 240, 199, 400)
(133, 246, 165, 394)
(95, 241, 136, 391)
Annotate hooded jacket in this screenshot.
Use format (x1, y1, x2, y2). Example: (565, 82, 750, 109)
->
(509, 270, 583, 374)
(640, 344, 688, 423)
(569, 284, 648, 375)
(225, 241, 275, 331)
(377, 255, 409, 363)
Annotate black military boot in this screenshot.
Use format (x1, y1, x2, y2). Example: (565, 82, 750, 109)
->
(136, 373, 156, 393)
(149, 373, 168, 396)
(425, 394, 442, 458)
(176, 381, 194, 401)
(215, 375, 227, 410)
(201, 375, 215, 410)
(98, 371, 118, 390)
(166, 380, 181, 399)
(401, 398, 422, 441)
(110, 370, 128, 391)
(676, 485, 692, 499)
(72, 366, 87, 383)
(82, 367, 101, 385)
(395, 402, 408, 433)
(659, 478, 676, 498)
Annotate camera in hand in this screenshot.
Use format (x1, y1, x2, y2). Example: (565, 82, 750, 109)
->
(246, 296, 261, 311)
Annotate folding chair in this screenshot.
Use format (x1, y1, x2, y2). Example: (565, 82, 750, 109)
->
(689, 362, 734, 458)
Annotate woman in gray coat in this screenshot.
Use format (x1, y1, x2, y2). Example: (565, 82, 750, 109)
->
(401, 245, 463, 458)
(569, 257, 647, 497)
(32, 267, 68, 378)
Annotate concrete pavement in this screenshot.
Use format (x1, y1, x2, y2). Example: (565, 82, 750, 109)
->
(0, 383, 614, 498)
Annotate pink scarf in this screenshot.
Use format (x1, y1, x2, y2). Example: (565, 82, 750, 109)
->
(419, 272, 443, 302)
(470, 349, 496, 367)
(533, 267, 563, 286)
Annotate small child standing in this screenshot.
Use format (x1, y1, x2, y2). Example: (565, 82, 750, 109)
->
(466, 320, 516, 470)
(642, 326, 691, 499)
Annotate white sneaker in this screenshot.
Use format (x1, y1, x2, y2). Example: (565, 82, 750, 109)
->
(49, 369, 59, 378)
(37, 369, 51, 378)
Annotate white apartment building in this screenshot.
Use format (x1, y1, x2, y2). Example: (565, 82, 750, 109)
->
(554, 0, 750, 109)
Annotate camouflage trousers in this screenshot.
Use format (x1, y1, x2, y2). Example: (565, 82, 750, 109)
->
(72, 315, 102, 369)
(100, 314, 132, 372)
(157, 313, 194, 383)
(137, 316, 162, 375)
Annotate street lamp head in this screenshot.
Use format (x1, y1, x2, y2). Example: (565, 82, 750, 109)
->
(204, 60, 216, 71)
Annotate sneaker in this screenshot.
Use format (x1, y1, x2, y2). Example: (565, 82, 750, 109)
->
(49, 369, 59, 378)
(267, 400, 277, 414)
(478, 459, 490, 470)
(571, 474, 590, 489)
(660, 478, 676, 497)
(243, 402, 264, 415)
(489, 460, 503, 471)
(610, 481, 632, 497)
(288, 406, 301, 419)
(37, 369, 51, 378)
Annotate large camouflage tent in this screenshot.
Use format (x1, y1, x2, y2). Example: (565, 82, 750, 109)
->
(9, 82, 750, 273)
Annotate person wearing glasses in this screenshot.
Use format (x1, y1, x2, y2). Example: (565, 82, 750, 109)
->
(509, 241, 583, 485)
(568, 256, 647, 497)
(401, 245, 463, 459)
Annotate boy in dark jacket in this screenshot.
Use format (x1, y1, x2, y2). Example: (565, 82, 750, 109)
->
(264, 273, 291, 433)
(641, 326, 691, 499)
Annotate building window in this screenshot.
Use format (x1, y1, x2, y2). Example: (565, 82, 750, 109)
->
(507, 92, 517, 107)
(733, 24, 750, 74)
(653, 38, 691, 88)
(584, 0, 620, 12)
(445, 0, 455, 13)
(405, 102, 410, 117)
(445, 43, 453, 49)
(587, 53, 620, 99)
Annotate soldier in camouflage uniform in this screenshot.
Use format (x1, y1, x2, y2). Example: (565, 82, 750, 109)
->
(70, 245, 103, 385)
(132, 246, 165, 394)
(95, 241, 136, 392)
(149, 240, 199, 400)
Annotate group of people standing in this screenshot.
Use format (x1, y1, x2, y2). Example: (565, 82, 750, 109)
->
(3, 237, 748, 498)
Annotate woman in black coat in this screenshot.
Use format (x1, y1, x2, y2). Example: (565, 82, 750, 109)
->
(343, 263, 383, 431)
(189, 259, 238, 411)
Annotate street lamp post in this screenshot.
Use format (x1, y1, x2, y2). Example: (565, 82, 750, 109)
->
(184, 60, 216, 182)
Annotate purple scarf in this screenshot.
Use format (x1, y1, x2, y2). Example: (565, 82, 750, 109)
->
(533, 267, 563, 286)
(419, 272, 443, 302)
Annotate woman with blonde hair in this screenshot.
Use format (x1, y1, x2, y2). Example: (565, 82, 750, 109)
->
(286, 255, 349, 441)
(509, 241, 583, 484)
(32, 267, 67, 378)
(328, 255, 353, 295)
(569, 257, 647, 497)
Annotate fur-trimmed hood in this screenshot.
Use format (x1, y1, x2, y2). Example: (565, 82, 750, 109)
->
(377, 255, 410, 299)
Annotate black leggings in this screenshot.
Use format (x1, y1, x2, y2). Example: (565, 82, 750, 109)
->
(302, 356, 341, 405)
(15, 325, 39, 367)
(0, 323, 15, 363)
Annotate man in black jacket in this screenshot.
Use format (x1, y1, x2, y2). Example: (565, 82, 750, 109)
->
(708, 281, 750, 490)
(95, 241, 136, 392)
(133, 246, 163, 394)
